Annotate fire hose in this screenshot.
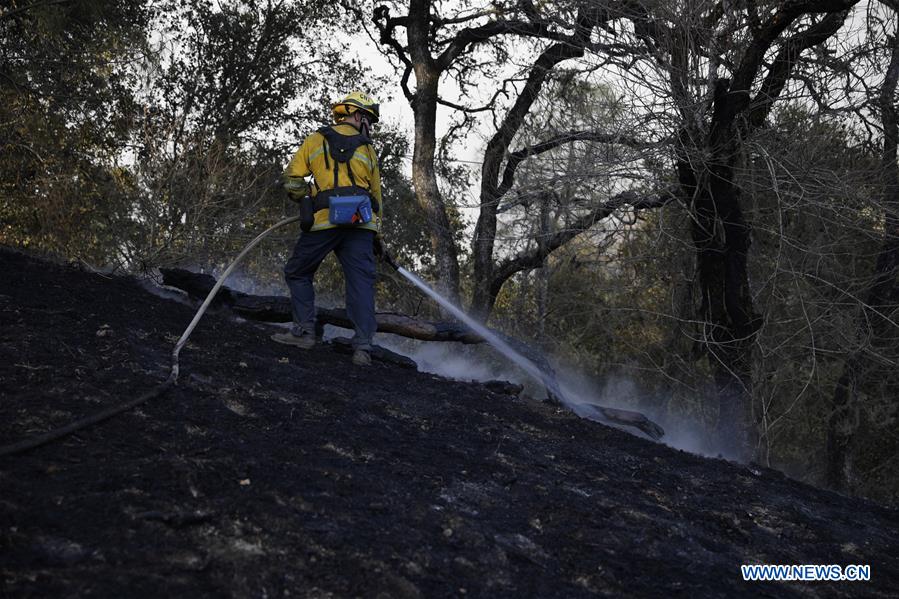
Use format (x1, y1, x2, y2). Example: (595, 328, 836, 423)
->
(0, 215, 304, 457)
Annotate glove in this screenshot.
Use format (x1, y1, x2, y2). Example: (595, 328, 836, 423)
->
(283, 176, 311, 203)
(373, 236, 398, 270)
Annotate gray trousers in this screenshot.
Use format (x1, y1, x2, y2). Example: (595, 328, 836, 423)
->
(284, 228, 376, 350)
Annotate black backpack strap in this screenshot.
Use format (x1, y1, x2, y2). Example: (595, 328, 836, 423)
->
(321, 136, 331, 170)
(312, 125, 378, 212)
(333, 154, 339, 189)
(318, 125, 371, 164)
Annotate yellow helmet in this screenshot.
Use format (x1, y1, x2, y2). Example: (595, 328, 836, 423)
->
(332, 91, 380, 123)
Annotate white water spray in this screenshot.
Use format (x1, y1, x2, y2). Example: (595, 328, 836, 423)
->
(397, 268, 564, 399)
(395, 267, 665, 441)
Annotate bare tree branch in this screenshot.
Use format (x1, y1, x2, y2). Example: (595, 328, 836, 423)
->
(430, 9, 493, 27)
(748, 10, 852, 131)
(373, 5, 414, 100)
(435, 19, 567, 71)
(716, 0, 860, 138)
(488, 188, 679, 304)
(495, 130, 657, 199)
(436, 78, 515, 113)
(0, 0, 70, 21)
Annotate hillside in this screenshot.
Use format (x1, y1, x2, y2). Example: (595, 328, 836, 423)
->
(1, 246, 897, 598)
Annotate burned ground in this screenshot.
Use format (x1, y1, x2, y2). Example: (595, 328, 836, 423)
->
(1, 246, 897, 598)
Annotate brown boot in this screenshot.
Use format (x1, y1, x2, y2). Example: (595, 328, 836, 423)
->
(352, 348, 371, 366)
(271, 331, 316, 350)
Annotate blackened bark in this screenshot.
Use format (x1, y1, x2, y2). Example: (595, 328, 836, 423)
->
(684, 98, 762, 459)
(536, 193, 552, 343)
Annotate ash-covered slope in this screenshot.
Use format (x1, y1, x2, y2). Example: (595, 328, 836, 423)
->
(1, 246, 897, 598)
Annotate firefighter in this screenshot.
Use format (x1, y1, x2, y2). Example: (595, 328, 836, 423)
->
(272, 91, 382, 366)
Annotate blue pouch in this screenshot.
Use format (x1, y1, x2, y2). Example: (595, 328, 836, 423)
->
(328, 195, 373, 225)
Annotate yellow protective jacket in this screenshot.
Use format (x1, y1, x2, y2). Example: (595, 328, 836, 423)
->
(284, 123, 382, 233)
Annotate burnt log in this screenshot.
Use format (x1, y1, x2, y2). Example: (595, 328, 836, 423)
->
(577, 404, 666, 441)
(484, 380, 525, 397)
(159, 268, 483, 343)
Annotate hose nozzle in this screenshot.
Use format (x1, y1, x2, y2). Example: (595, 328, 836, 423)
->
(382, 250, 399, 271)
(374, 237, 400, 270)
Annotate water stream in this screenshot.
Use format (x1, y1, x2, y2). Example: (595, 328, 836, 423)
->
(396, 267, 666, 441)
(397, 267, 566, 401)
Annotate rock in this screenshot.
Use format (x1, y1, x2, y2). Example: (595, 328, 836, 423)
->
(493, 533, 549, 566)
(483, 380, 524, 396)
(32, 536, 94, 566)
(328, 337, 418, 369)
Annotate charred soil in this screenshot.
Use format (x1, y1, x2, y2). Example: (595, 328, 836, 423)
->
(1, 246, 897, 597)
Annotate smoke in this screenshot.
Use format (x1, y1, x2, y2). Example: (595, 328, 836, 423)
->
(210, 268, 286, 297)
(140, 279, 194, 306)
(555, 368, 644, 412)
(552, 365, 746, 461)
(373, 333, 531, 386)
(656, 410, 735, 459)
(392, 343, 513, 381)
(373, 339, 742, 462)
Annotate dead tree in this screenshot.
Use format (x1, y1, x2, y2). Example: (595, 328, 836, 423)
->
(372, 2, 675, 312)
(615, 1, 859, 457)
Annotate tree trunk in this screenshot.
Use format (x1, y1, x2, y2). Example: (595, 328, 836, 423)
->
(683, 131, 761, 459)
(407, 0, 460, 302)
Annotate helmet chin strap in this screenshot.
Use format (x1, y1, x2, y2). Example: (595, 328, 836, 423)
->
(359, 115, 372, 138)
